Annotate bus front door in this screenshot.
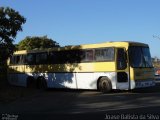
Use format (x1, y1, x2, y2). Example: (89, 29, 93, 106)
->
(116, 48, 130, 90)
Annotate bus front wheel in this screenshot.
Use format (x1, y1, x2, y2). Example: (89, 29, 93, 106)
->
(98, 77, 112, 93)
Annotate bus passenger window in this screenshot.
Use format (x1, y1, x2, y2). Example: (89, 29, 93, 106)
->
(84, 50, 93, 61)
(16, 56, 21, 64)
(95, 48, 115, 61)
(26, 54, 36, 65)
(10, 55, 25, 65)
(10, 56, 15, 65)
(36, 53, 47, 64)
(49, 52, 57, 64)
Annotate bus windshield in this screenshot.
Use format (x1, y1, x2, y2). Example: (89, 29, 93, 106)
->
(129, 46, 153, 68)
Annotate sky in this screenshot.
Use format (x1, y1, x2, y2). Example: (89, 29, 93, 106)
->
(1, 0, 160, 57)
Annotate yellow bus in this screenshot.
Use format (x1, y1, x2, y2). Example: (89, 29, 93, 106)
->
(7, 41, 155, 92)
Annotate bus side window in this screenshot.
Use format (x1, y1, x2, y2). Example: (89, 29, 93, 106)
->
(49, 52, 54, 64)
(22, 55, 27, 64)
(83, 50, 94, 62)
(65, 50, 84, 63)
(36, 52, 48, 65)
(10, 55, 25, 65)
(95, 48, 115, 61)
(15, 55, 20, 64)
(117, 48, 127, 70)
(26, 53, 36, 65)
(50, 51, 66, 64)
(49, 50, 86, 64)
(74, 50, 84, 63)
(10, 55, 15, 65)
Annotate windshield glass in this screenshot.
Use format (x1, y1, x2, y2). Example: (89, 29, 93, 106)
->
(129, 46, 153, 68)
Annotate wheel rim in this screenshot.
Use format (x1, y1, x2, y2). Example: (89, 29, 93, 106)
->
(102, 81, 107, 91)
(98, 78, 112, 93)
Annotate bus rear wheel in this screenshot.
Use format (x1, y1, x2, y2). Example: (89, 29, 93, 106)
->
(98, 77, 112, 93)
(37, 77, 47, 90)
(27, 77, 35, 88)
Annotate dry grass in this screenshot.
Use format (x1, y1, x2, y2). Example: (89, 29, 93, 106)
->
(153, 63, 160, 68)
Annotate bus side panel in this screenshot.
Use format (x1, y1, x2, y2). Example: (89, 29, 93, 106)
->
(8, 73, 27, 87)
(76, 73, 95, 89)
(47, 72, 117, 90)
(76, 72, 116, 90)
(47, 73, 77, 89)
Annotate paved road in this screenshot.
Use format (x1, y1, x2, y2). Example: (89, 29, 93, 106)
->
(0, 81, 160, 120)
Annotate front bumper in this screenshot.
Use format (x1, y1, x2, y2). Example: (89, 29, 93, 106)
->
(135, 79, 155, 88)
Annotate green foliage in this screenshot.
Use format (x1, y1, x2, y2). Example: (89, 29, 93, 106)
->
(0, 7, 26, 62)
(17, 36, 60, 50)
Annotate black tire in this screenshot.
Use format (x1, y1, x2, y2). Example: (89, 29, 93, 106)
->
(37, 77, 47, 90)
(98, 77, 112, 93)
(27, 77, 35, 88)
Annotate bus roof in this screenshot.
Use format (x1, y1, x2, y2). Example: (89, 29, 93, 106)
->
(14, 41, 148, 55)
(73, 41, 148, 49)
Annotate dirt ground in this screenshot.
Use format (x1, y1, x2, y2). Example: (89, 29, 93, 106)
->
(0, 78, 160, 104)
(0, 79, 40, 104)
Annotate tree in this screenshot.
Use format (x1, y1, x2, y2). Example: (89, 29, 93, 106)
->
(17, 36, 60, 50)
(0, 7, 26, 62)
